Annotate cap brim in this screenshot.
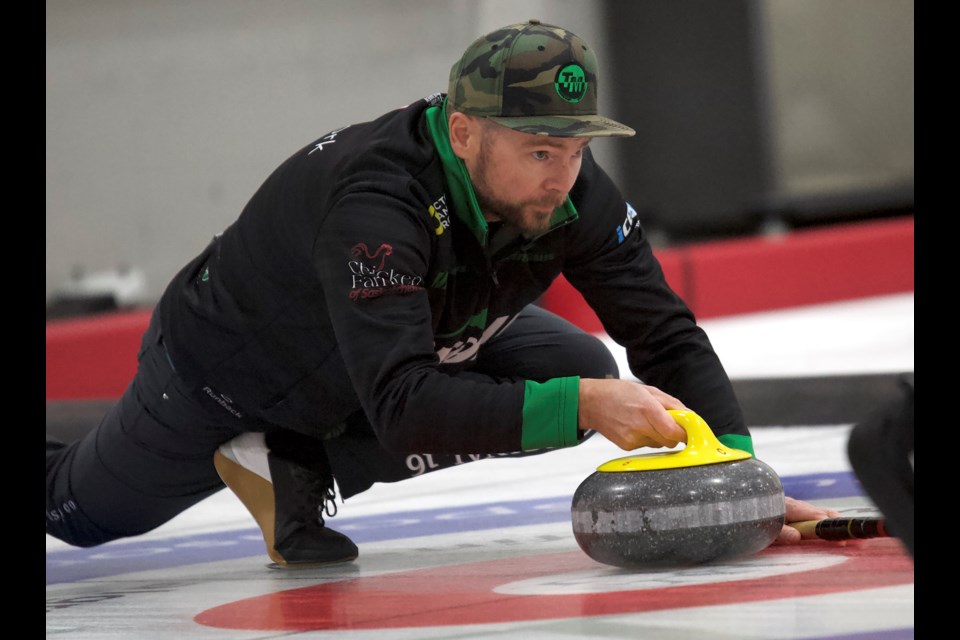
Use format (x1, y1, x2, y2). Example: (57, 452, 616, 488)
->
(485, 114, 635, 138)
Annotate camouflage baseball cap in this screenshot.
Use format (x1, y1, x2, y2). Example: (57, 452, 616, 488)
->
(448, 20, 635, 138)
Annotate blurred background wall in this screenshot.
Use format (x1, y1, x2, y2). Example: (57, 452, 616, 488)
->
(606, 0, 913, 242)
(46, 0, 913, 310)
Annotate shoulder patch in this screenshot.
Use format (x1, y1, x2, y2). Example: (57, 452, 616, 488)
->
(615, 202, 640, 244)
(428, 195, 451, 236)
(347, 242, 425, 301)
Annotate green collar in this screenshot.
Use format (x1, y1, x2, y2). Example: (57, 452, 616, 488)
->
(424, 98, 578, 247)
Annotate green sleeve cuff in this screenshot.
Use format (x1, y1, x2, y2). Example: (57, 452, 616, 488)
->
(717, 433, 755, 457)
(520, 376, 580, 450)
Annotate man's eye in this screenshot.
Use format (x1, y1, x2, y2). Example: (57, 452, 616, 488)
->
(532, 150, 549, 161)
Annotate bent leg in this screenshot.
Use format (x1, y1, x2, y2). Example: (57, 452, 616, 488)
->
(326, 304, 615, 499)
(473, 304, 619, 382)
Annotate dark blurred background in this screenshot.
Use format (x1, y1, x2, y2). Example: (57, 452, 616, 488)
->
(605, 0, 912, 244)
(46, 0, 913, 317)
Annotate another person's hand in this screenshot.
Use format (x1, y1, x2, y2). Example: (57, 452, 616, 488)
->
(773, 496, 843, 544)
(578, 379, 688, 450)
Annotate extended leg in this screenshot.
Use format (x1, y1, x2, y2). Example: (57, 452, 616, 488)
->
(46, 316, 243, 547)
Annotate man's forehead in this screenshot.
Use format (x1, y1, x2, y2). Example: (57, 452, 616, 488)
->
(515, 133, 591, 149)
(480, 116, 591, 149)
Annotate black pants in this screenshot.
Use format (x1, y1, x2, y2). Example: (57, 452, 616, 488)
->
(46, 305, 618, 547)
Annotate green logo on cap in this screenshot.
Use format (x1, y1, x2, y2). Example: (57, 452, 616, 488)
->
(555, 64, 588, 103)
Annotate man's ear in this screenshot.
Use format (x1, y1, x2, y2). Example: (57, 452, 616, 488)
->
(448, 111, 477, 161)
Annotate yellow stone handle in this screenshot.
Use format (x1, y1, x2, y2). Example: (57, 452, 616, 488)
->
(596, 409, 753, 472)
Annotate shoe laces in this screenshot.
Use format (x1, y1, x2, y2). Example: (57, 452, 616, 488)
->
(291, 465, 339, 525)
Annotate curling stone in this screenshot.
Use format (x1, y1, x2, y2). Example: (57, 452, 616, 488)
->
(571, 410, 785, 568)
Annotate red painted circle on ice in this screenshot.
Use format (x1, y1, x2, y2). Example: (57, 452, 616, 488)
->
(194, 539, 913, 631)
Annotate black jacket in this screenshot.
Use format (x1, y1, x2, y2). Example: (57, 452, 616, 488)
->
(159, 93, 751, 455)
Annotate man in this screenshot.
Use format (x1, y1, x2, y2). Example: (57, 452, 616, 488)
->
(46, 20, 836, 568)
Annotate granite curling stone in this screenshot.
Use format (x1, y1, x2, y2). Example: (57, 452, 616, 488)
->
(571, 410, 786, 569)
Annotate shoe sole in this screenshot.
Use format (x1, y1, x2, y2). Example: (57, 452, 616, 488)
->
(213, 449, 287, 566)
(265, 554, 359, 571)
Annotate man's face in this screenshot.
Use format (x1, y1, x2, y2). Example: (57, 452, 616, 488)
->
(467, 121, 590, 236)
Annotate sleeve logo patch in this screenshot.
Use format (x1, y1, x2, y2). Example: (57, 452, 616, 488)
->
(615, 202, 639, 244)
(348, 242, 424, 301)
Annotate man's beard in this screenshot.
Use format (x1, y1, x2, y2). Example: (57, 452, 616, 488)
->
(471, 142, 566, 237)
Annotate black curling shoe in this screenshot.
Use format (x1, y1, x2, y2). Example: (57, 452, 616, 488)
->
(213, 431, 358, 568)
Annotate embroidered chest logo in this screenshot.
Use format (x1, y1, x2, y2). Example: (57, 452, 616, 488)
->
(348, 242, 424, 301)
(428, 195, 451, 236)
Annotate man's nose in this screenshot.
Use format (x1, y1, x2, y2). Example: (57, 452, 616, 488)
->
(544, 161, 579, 193)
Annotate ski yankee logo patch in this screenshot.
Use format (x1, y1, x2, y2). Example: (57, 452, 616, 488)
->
(348, 242, 424, 301)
